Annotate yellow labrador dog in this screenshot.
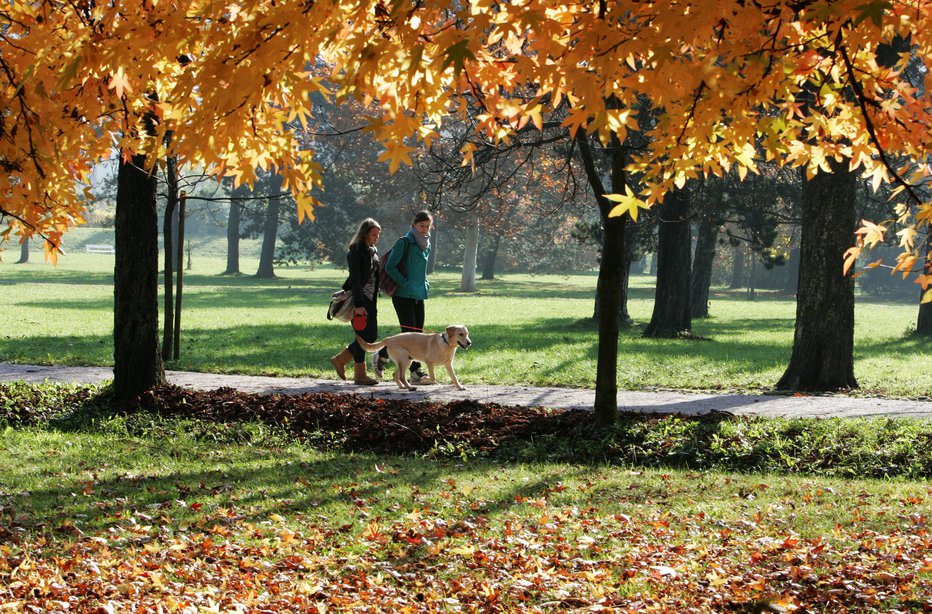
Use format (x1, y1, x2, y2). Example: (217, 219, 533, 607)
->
(356, 325, 472, 390)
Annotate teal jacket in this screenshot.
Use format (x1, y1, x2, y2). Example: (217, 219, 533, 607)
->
(385, 230, 430, 300)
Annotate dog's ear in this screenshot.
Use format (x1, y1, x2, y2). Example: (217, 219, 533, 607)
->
(445, 325, 458, 337)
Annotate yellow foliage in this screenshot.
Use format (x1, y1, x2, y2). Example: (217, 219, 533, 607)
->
(1, 0, 931, 285)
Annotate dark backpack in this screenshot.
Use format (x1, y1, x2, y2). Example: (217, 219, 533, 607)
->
(378, 238, 409, 296)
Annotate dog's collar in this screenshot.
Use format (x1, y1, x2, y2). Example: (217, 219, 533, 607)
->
(441, 332, 450, 345)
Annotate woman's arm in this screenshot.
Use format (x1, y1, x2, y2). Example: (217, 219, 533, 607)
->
(384, 237, 408, 284)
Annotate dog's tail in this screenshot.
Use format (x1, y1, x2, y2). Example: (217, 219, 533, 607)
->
(355, 335, 388, 353)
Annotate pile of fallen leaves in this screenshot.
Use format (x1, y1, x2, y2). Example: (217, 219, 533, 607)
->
(134, 385, 601, 457)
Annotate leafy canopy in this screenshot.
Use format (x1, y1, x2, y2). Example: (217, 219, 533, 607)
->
(1, 0, 930, 294)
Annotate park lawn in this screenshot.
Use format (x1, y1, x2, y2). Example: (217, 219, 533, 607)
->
(2, 241, 929, 397)
(1, 414, 930, 612)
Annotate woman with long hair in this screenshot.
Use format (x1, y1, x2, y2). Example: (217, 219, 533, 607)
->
(330, 218, 381, 385)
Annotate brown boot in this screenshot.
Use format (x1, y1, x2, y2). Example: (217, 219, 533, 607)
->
(353, 362, 378, 386)
(330, 349, 353, 380)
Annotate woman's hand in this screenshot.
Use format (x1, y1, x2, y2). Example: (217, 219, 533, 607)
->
(354, 306, 367, 315)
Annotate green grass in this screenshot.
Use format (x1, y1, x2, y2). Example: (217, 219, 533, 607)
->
(2, 406, 930, 611)
(1, 234, 930, 397)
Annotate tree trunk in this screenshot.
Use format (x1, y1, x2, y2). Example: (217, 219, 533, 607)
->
(576, 130, 626, 426)
(783, 246, 801, 295)
(114, 152, 165, 401)
(223, 184, 245, 275)
(480, 233, 500, 280)
(15, 238, 29, 263)
(427, 217, 438, 275)
(730, 243, 745, 289)
(460, 213, 480, 292)
(916, 230, 932, 335)
(255, 174, 283, 278)
(161, 157, 178, 362)
(691, 212, 719, 318)
(592, 221, 635, 326)
(643, 185, 693, 337)
(777, 161, 857, 391)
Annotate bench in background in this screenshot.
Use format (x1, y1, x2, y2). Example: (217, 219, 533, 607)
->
(85, 244, 115, 254)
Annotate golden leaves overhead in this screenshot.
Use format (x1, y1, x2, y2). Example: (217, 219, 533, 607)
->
(2, 0, 931, 280)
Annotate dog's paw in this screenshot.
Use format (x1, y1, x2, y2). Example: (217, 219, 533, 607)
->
(454, 385, 466, 391)
(406, 385, 418, 391)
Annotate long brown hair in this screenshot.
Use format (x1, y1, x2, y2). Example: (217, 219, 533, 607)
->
(349, 218, 381, 250)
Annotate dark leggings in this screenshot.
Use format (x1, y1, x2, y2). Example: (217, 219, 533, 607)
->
(380, 295, 425, 372)
(347, 295, 378, 363)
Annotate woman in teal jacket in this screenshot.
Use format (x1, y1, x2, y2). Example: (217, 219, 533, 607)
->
(375, 210, 433, 382)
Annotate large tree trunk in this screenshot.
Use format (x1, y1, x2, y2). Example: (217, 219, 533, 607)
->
(460, 213, 480, 292)
(777, 161, 857, 391)
(643, 185, 692, 337)
(916, 230, 932, 335)
(15, 238, 29, 263)
(223, 184, 245, 275)
(255, 173, 283, 278)
(114, 153, 165, 401)
(691, 212, 719, 318)
(480, 233, 500, 280)
(161, 156, 178, 362)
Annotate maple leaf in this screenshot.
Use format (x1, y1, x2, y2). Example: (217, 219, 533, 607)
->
(378, 142, 416, 174)
(606, 186, 650, 222)
(107, 66, 133, 99)
(440, 39, 475, 76)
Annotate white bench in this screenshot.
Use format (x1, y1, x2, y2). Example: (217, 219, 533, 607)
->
(85, 244, 115, 254)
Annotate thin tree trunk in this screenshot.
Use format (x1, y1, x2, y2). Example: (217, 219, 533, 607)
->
(691, 212, 719, 318)
(916, 230, 932, 335)
(161, 157, 178, 362)
(730, 243, 745, 289)
(643, 185, 693, 337)
(460, 214, 480, 292)
(15, 238, 28, 263)
(173, 193, 186, 359)
(576, 131, 625, 426)
(480, 234, 500, 280)
(114, 151, 165, 401)
(783, 246, 801, 295)
(255, 173, 283, 279)
(592, 221, 635, 326)
(223, 184, 245, 275)
(777, 161, 857, 391)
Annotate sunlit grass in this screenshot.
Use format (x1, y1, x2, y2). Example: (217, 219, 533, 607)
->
(1, 241, 929, 397)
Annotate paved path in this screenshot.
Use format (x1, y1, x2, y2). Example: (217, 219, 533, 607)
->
(2, 362, 931, 419)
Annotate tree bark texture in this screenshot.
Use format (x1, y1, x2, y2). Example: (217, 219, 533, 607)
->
(643, 186, 692, 337)
(114, 153, 165, 401)
(460, 214, 480, 292)
(223, 185, 245, 275)
(255, 173, 283, 278)
(777, 161, 857, 391)
(691, 213, 719, 318)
